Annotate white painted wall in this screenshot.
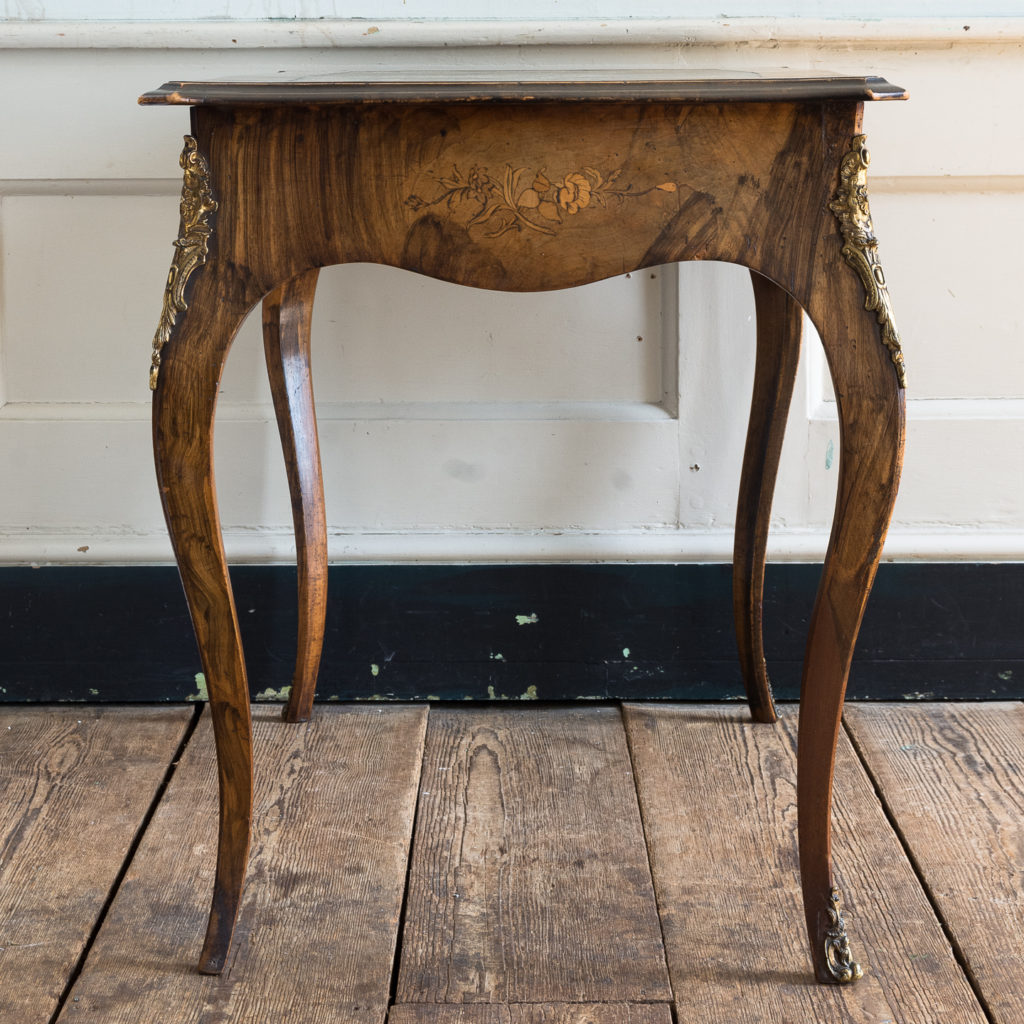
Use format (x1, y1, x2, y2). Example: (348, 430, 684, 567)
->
(3, 3, 1023, 20)
(0, 14, 1021, 564)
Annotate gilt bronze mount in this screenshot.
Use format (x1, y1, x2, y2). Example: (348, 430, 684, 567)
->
(149, 136, 218, 390)
(829, 134, 908, 389)
(824, 887, 864, 984)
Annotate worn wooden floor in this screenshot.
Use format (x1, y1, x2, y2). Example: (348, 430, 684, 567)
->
(1, 702, 1021, 1024)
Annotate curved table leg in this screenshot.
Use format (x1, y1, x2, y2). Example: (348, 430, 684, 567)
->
(262, 269, 326, 724)
(796, 204, 906, 982)
(733, 271, 802, 724)
(153, 266, 263, 975)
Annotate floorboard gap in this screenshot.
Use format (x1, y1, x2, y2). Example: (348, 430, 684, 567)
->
(388, 1001, 677, 1006)
(842, 716, 998, 1024)
(45, 702, 204, 1024)
(386, 705, 431, 1011)
(619, 705, 676, 1004)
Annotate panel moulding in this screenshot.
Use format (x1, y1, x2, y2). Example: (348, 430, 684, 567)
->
(808, 395, 1024, 423)
(0, 400, 678, 423)
(0, 194, 7, 411)
(0, 179, 181, 197)
(5, 527, 1024, 566)
(2, 18, 1024, 49)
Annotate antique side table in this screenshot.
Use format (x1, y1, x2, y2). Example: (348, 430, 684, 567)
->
(140, 73, 907, 985)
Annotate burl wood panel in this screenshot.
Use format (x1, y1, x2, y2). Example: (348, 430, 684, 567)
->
(57, 706, 426, 1024)
(187, 101, 847, 299)
(845, 703, 1024, 1024)
(0, 707, 191, 1021)
(396, 707, 671, 1004)
(623, 705, 987, 1024)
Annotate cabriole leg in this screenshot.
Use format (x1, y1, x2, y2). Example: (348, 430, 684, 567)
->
(150, 135, 263, 975)
(262, 269, 327, 724)
(153, 285, 257, 973)
(797, 133, 907, 984)
(733, 271, 802, 723)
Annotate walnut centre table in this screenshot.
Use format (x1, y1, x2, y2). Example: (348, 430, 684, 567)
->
(140, 72, 908, 985)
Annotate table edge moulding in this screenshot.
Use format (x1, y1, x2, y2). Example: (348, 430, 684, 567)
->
(140, 72, 908, 987)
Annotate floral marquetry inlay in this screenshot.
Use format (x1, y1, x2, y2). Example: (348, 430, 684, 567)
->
(406, 164, 677, 238)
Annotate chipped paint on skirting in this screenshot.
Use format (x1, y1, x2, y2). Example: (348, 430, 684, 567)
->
(487, 683, 538, 700)
(254, 685, 292, 702)
(186, 672, 208, 702)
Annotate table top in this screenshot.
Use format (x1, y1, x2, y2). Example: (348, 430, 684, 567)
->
(140, 71, 907, 106)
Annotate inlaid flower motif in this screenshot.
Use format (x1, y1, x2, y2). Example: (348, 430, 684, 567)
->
(408, 163, 677, 237)
(559, 172, 593, 213)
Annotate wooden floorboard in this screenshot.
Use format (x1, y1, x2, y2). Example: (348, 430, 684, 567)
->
(389, 1004, 674, 1024)
(846, 701, 1024, 1024)
(395, 706, 672, 1004)
(8, 701, 1021, 1022)
(56, 705, 427, 1024)
(0, 706, 192, 1022)
(624, 703, 988, 1024)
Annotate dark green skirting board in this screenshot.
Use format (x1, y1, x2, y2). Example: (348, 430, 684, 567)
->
(0, 564, 1020, 703)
